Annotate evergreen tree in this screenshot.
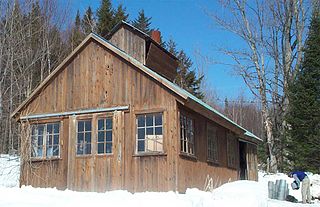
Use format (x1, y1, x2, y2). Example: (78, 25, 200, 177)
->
(286, 8, 320, 173)
(69, 10, 84, 50)
(81, 6, 95, 35)
(113, 4, 129, 25)
(167, 39, 204, 99)
(96, 0, 114, 37)
(132, 9, 152, 34)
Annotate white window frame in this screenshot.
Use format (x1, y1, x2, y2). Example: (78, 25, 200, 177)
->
(76, 119, 92, 156)
(31, 122, 60, 159)
(97, 117, 113, 154)
(136, 113, 163, 154)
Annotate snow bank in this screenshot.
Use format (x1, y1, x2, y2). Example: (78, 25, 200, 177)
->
(0, 154, 20, 187)
(1, 155, 320, 207)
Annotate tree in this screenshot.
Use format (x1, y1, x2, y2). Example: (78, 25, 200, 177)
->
(113, 4, 129, 25)
(81, 6, 95, 35)
(210, 0, 306, 172)
(96, 0, 114, 37)
(132, 9, 152, 34)
(69, 10, 84, 50)
(167, 39, 204, 99)
(286, 7, 320, 173)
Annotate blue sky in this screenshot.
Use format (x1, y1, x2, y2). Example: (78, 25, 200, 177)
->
(71, 0, 253, 102)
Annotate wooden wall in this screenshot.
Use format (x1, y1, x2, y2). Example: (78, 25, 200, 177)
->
(19, 40, 180, 192)
(246, 143, 258, 181)
(145, 43, 178, 82)
(109, 26, 146, 64)
(20, 118, 69, 190)
(177, 105, 239, 192)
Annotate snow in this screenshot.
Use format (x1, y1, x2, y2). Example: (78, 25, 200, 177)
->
(0, 154, 319, 207)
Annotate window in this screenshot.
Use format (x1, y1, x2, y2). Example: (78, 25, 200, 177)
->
(180, 114, 194, 155)
(31, 123, 60, 159)
(227, 132, 237, 168)
(97, 118, 113, 154)
(207, 124, 218, 163)
(136, 113, 163, 153)
(77, 120, 92, 155)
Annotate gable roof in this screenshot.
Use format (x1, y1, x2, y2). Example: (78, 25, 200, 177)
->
(107, 21, 178, 61)
(11, 33, 261, 143)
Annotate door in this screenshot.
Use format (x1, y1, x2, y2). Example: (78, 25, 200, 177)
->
(239, 141, 248, 180)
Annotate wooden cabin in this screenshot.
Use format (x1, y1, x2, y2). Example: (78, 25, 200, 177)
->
(11, 21, 261, 193)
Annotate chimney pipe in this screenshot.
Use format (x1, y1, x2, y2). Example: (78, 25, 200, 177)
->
(151, 30, 161, 44)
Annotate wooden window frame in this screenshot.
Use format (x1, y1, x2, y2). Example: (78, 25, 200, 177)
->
(135, 112, 164, 155)
(76, 119, 92, 156)
(30, 122, 61, 160)
(97, 117, 113, 155)
(207, 123, 219, 164)
(180, 113, 195, 156)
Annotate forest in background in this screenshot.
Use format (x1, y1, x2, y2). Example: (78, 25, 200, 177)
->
(0, 0, 318, 173)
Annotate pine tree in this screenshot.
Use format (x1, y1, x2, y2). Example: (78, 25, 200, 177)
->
(96, 0, 114, 37)
(167, 39, 204, 99)
(132, 9, 152, 34)
(69, 10, 84, 50)
(81, 6, 95, 35)
(113, 4, 129, 25)
(286, 8, 320, 173)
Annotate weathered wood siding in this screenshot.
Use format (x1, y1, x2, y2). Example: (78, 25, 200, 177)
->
(145, 43, 178, 82)
(177, 106, 239, 192)
(246, 143, 258, 181)
(109, 27, 146, 64)
(20, 118, 69, 190)
(19, 40, 179, 192)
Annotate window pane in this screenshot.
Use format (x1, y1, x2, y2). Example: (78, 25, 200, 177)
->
(137, 115, 145, 127)
(53, 146, 59, 156)
(78, 121, 84, 132)
(106, 143, 112, 153)
(98, 131, 104, 142)
(47, 124, 53, 134)
(47, 135, 52, 145)
(85, 132, 91, 142)
(146, 127, 153, 135)
(138, 128, 145, 140)
(77, 133, 84, 144)
(146, 115, 153, 126)
(85, 121, 91, 131)
(37, 147, 43, 157)
(38, 125, 44, 136)
(106, 131, 112, 142)
(38, 135, 43, 145)
(98, 119, 104, 131)
(53, 135, 59, 145)
(77, 144, 83, 155)
(98, 143, 104, 154)
(85, 144, 91, 154)
(46, 146, 53, 157)
(54, 123, 60, 134)
(155, 114, 162, 126)
(106, 118, 112, 130)
(155, 127, 162, 135)
(138, 140, 145, 152)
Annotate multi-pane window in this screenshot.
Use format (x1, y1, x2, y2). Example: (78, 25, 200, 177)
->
(180, 114, 194, 155)
(136, 113, 163, 153)
(207, 124, 218, 163)
(31, 123, 60, 158)
(97, 118, 113, 154)
(77, 120, 92, 155)
(227, 132, 237, 168)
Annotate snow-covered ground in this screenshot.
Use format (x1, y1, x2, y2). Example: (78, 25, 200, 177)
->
(0, 154, 319, 207)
